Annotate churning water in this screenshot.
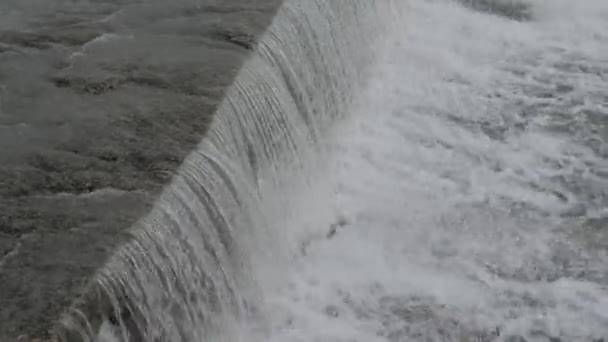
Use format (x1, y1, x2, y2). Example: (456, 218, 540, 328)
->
(63, 0, 608, 341)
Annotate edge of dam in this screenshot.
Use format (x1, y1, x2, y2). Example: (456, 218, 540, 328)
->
(0, 1, 281, 340)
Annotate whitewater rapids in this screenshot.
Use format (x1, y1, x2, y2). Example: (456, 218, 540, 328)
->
(261, 1, 608, 341)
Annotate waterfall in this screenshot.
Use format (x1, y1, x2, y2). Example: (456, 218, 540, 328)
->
(58, 1, 404, 341)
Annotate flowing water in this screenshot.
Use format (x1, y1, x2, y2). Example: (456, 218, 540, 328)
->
(261, 1, 608, 341)
(61, 0, 608, 341)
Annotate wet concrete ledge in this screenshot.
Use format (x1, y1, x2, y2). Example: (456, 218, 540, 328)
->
(0, 1, 282, 340)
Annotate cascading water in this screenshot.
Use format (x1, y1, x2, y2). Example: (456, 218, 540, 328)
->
(59, 1, 403, 341)
(60, 0, 608, 341)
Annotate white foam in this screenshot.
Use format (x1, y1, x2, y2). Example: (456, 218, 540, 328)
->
(261, 0, 608, 340)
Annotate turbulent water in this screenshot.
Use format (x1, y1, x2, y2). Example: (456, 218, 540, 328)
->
(63, 0, 608, 341)
(260, 1, 608, 341)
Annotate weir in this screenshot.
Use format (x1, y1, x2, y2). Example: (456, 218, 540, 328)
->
(4, 0, 608, 341)
(58, 1, 404, 341)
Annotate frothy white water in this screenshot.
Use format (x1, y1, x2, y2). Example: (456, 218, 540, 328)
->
(262, 1, 608, 341)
